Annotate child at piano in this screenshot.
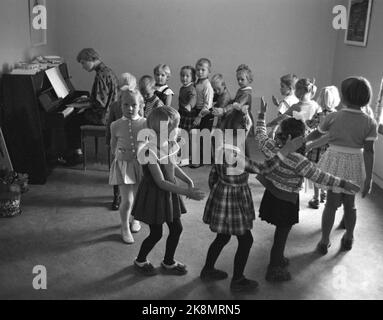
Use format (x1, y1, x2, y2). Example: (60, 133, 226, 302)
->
(107, 73, 138, 211)
(108, 87, 145, 244)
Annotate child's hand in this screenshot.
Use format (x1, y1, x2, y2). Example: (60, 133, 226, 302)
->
(186, 187, 205, 201)
(260, 97, 267, 114)
(272, 95, 280, 107)
(344, 180, 361, 194)
(362, 178, 372, 198)
(212, 108, 224, 116)
(193, 116, 202, 127)
(232, 102, 241, 111)
(280, 135, 304, 156)
(200, 108, 210, 117)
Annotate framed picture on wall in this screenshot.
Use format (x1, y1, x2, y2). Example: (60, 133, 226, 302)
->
(29, 0, 47, 46)
(344, 0, 373, 47)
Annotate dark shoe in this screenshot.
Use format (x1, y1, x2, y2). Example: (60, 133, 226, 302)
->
(230, 276, 259, 292)
(200, 268, 228, 281)
(265, 266, 291, 282)
(316, 242, 331, 255)
(161, 261, 188, 275)
(308, 198, 319, 209)
(320, 192, 327, 203)
(134, 259, 157, 276)
(337, 219, 346, 230)
(341, 236, 353, 251)
(281, 257, 290, 268)
(111, 195, 121, 211)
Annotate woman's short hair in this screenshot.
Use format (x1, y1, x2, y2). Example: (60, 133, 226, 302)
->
(76, 48, 100, 62)
(341, 76, 372, 108)
(236, 64, 253, 83)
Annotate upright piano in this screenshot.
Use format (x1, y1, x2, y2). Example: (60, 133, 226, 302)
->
(1, 63, 88, 184)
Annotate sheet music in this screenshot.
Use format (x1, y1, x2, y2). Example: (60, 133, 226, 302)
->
(45, 67, 70, 99)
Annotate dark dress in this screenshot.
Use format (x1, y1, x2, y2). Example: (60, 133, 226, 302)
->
(132, 163, 186, 225)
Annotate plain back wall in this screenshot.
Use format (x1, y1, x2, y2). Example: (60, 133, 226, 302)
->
(55, 0, 338, 121)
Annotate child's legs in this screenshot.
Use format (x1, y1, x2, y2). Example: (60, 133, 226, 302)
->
(163, 218, 183, 265)
(321, 191, 342, 244)
(313, 186, 319, 200)
(270, 225, 292, 267)
(136, 224, 163, 263)
(203, 233, 231, 270)
(119, 184, 137, 229)
(342, 194, 357, 240)
(233, 230, 253, 280)
(113, 185, 120, 197)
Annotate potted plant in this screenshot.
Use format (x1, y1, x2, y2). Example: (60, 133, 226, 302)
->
(0, 169, 28, 218)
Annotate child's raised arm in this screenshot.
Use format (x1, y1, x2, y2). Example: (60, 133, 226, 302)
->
(148, 163, 204, 200)
(255, 98, 282, 159)
(244, 135, 304, 174)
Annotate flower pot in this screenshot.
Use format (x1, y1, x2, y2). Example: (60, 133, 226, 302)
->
(0, 187, 22, 218)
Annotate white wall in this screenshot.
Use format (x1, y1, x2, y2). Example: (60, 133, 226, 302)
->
(0, 0, 59, 75)
(55, 0, 338, 121)
(331, 0, 383, 187)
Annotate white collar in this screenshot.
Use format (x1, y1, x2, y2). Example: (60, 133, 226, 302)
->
(342, 108, 363, 114)
(122, 115, 141, 121)
(183, 82, 193, 88)
(240, 86, 252, 91)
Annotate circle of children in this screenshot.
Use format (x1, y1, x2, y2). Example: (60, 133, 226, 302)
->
(107, 56, 378, 293)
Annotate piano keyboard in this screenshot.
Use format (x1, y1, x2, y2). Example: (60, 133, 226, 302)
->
(61, 107, 74, 118)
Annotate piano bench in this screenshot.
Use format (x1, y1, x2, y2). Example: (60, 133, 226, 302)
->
(80, 125, 110, 170)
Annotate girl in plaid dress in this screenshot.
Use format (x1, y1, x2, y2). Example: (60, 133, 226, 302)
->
(306, 86, 340, 209)
(200, 109, 304, 292)
(178, 66, 197, 132)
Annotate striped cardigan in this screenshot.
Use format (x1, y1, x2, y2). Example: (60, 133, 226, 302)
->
(255, 113, 346, 195)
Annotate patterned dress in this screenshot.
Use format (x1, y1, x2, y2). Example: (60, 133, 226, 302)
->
(178, 83, 197, 132)
(203, 149, 282, 236)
